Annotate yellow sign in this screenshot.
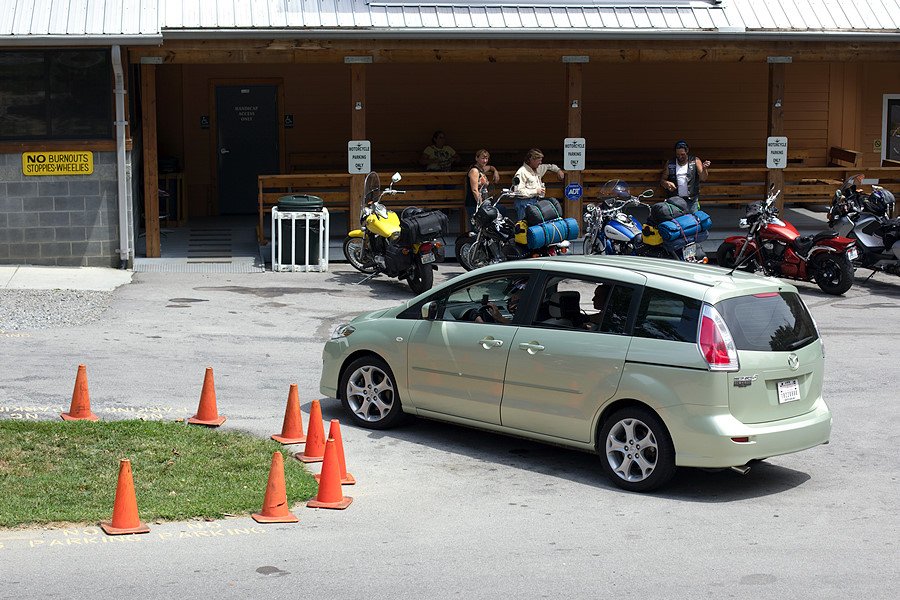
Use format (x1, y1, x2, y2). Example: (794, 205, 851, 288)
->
(22, 151, 93, 176)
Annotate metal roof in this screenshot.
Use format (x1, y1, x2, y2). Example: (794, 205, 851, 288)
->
(2, 1, 899, 45)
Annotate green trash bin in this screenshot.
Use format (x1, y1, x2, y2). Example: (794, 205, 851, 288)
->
(277, 195, 323, 264)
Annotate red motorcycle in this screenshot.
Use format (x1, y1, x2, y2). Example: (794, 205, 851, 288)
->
(716, 185, 858, 295)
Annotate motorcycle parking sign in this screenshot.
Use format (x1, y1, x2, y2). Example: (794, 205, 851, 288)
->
(348, 141, 371, 174)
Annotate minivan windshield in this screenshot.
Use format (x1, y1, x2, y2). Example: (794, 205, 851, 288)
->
(714, 292, 818, 352)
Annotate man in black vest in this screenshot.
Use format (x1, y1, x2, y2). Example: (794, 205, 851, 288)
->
(659, 141, 711, 212)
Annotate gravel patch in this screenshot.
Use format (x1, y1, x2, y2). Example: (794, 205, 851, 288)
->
(0, 289, 113, 331)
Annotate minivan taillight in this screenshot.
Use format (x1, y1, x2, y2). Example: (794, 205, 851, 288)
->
(698, 304, 739, 371)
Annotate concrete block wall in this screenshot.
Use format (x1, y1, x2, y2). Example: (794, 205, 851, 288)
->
(0, 151, 133, 267)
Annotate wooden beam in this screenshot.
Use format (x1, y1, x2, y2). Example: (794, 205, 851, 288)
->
(141, 64, 160, 258)
(349, 63, 366, 223)
(566, 62, 583, 221)
(767, 61, 785, 213)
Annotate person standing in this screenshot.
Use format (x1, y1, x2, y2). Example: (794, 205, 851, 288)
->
(464, 149, 501, 220)
(512, 148, 565, 220)
(420, 130, 460, 172)
(659, 141, 711, 213)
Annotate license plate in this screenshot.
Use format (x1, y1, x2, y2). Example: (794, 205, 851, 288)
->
(777, 378, 800, 403)
(683, 243, 696, 261)
(847, 247, 859, 260)
(420, 252, 435, 264)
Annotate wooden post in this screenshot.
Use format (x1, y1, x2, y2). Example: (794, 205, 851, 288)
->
(566, 62, 584, 222)
(141, 64, 160, 258)
(767, 61, 786, 214)
(349, 63, 366, 225)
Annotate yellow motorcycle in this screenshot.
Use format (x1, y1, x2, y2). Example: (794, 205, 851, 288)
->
(343, 172, 448, 294)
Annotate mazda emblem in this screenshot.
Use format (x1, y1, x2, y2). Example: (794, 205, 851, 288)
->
(787, 354, 800, 371)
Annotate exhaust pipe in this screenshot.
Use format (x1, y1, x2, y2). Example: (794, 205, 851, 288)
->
(730, 465, 751, 476)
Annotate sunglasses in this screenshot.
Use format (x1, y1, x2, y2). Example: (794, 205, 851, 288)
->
(675, 142, 689, 149)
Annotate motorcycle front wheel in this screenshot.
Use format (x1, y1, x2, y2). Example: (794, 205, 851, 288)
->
(455, 238, 476, 271)
(407, 259, 434, 294)
(465, 241, 493, 270)
(343, 236, 377, 273)
(715, 242, 756, 271)
(813, 253, 854, 295)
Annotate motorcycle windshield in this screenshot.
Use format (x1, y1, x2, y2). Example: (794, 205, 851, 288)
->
(598, 179, 631, 203)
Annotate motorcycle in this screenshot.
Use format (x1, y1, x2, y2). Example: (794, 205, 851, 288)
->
(343, 172, 448, 294)
(716, 184, 858, 295)
(455, 180, 577, 271)
(827, 174, 900, 278)
(582, 179, 709, 262)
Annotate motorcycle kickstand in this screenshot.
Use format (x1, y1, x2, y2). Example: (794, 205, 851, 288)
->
(355, 272, 381, 285)
(862, 269, 876, 283)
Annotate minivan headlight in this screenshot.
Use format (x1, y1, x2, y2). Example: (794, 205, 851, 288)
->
(331, 324, 355, 339)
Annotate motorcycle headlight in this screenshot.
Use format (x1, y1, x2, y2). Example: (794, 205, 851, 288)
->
(738, 218, 750, 229)
(585, 203, 596, 212)
(331, 324, 355, 340)
(388, 230, 402, 243)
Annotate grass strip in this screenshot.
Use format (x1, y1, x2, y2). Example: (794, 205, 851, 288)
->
(0, 420, 317, 528)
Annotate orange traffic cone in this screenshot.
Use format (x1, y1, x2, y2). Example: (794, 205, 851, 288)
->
(61, 364, 99, 421)
(307, 438, 353, 510)
(252, 451, 299, 523)
(100, 459, 150, 535)
(294, 399, 325, 463)
(271, 384, 306, 444)
(315, 420, 355, 485)
(188, 367, 226, 426)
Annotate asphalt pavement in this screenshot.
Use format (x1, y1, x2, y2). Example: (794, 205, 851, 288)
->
(2, 205, 898, 600)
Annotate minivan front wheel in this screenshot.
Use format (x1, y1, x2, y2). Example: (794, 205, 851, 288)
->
(599, 407, 676, 492)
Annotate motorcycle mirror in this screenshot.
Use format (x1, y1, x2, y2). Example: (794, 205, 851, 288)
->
(421, 301, 438, 320)
(768, 183, 776, 192)
(640, 189, 654, 199)
(512, 176, 520, 186)
(391, 172, 402, 184)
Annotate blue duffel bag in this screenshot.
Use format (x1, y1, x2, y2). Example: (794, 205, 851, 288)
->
(657, 211, 712, 242)
(663, 229, 708, 252)
(526, 217, 580, 249)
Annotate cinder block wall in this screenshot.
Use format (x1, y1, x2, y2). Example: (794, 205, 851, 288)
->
(0, 151, 132, 268)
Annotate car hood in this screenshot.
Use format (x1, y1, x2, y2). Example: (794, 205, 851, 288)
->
(350, 307, 394, 323)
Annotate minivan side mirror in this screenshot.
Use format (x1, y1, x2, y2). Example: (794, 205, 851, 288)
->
(421, 301, 439, 320)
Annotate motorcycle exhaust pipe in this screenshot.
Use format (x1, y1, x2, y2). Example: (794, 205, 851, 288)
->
(730, 465, 751, 476)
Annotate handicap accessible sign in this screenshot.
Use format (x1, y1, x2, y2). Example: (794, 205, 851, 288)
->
(565, 182, 583, 201)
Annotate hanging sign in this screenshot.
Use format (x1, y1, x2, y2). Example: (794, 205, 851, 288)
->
(767, 137, 788, 169)
(564, 138, 586, 171)
(348, 141, 371, 174)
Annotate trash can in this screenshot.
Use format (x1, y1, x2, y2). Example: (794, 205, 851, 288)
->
(277, 195, 323, 264)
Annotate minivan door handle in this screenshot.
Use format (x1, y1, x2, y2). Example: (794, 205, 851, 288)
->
(478, 337, 503, 349)
(518, 341, 545, 354)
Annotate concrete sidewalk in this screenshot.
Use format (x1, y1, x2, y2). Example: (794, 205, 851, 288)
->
(0, 264, 133, 291)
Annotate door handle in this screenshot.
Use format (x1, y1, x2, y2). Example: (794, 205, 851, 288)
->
(518, 341, 545, 354)
(478, 338, 503, 349)
(219, 148, 230, 155)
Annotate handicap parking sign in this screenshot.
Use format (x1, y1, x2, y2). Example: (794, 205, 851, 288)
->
(565, 182, 583, 201)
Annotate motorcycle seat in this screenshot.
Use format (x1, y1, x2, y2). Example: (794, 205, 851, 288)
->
(792, 231, 835, 255)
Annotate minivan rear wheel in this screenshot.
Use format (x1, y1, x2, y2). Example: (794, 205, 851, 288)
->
(599, 407, 676, 492)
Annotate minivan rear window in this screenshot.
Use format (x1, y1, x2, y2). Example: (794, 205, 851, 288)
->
(715, 292, 818, 352)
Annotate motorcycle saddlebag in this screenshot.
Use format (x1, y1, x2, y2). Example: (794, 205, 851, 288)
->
(641, 225, 664, 246)
(525, 198, 564, 226)
(657, 211, 712, 243)
(515, 221, 528, 246)
(880, 217, 900, 249)
(399, 209, 449, 245)
(648, 197, 689, 226)
(383, 243, 411, 277)
(526, 218, 579, 249)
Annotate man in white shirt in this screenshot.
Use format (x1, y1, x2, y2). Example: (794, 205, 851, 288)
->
(512, 148, 566, 220)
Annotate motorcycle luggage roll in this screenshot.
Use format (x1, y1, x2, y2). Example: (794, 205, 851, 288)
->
(648, 197, 689, 226)
(663, 229, 708, 252)
(525, 198, 564, 226)
(657, 211, 712, 242)
(526, 218, 579, 249)
(399, 209, 449, 245)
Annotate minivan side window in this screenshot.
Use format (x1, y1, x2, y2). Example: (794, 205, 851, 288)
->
(633, 288, 701, 342)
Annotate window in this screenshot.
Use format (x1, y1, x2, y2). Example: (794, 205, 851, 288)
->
(885, 95, 900, 162)
(532, 276, 633, 334)
(0, 50, 112, 141)
(435, 273, 532, 324)
(714, 292, 818, 352)
(633, 288, 701, 342)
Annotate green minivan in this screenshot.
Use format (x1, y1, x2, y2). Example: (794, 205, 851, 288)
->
(320, 255, 831, 492)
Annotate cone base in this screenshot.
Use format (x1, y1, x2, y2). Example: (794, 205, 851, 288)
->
(271, 433, 306, 445)
(100, 521, 150, 535)
(294, 451, 324, 464)
(307, 496, 353, 510)
(61, 412, 99, 421)
(251, 511, 299, 524)
(314, 472, 356, 485)
(188, 416, 226, 426)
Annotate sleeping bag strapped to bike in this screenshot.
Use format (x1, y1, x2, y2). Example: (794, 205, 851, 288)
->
(656, 211, 712, 243)
(648, 197, 689, 227)
(526, 217, 580, 249)
(525, 198, 564, 226)
(398, 208, 449, 245)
